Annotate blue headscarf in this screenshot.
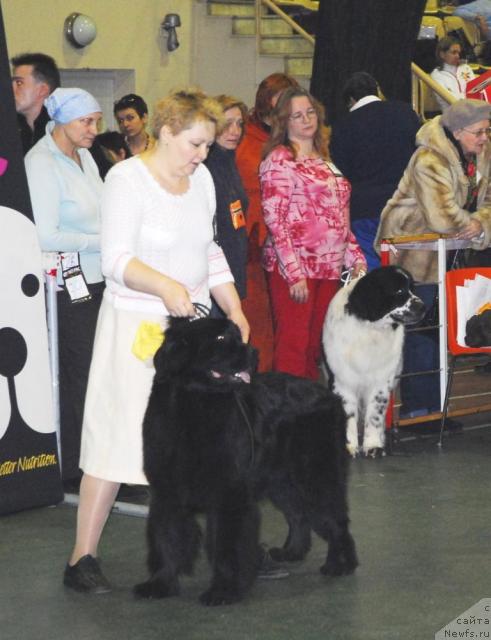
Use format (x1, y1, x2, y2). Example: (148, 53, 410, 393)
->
(45, 88, 102, 124)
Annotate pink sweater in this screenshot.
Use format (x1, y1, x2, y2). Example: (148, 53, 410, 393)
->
(260, 146, 366, 285)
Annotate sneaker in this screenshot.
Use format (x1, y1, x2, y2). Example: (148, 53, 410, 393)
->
(257, 547, 290, 580)
(63, 555, 112, 594)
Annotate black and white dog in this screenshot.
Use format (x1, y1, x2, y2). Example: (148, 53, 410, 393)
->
(323, 266, 425, 457)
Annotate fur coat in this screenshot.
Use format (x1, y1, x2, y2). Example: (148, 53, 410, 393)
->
(374, 116, 491, 282)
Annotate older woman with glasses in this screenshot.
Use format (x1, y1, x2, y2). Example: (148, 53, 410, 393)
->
(260, 87, 366, 380)
(375, 99, 491, 422)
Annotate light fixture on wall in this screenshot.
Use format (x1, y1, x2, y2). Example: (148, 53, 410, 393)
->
(64, 13, 97, 48)
(161, 14, 181, 52)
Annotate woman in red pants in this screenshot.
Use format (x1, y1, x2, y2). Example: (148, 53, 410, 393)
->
(236, 73, 298, 371)
(260, 87, 366, 379)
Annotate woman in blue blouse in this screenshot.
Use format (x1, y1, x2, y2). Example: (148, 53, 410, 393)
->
(25, 88, 104, 488)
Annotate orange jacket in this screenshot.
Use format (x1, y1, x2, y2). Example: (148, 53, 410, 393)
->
(236, 119, 269, 247)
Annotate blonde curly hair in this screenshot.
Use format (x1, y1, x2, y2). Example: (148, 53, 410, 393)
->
(152, 88, 224, 139)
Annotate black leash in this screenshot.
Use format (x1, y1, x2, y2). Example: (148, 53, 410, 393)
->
(192, 302, 211, 318)
(233, 390, 255, 470)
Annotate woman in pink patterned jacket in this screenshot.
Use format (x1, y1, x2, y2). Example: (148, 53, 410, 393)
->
(260, 87, 366, 379)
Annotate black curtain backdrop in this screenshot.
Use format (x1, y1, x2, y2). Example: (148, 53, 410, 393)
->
(0, 4, 31, 211)
(310, 0, 427, 124)
(0, 1, 63, 513)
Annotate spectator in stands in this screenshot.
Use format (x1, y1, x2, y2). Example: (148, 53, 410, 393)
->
(114, 93, 154, 156)
(236, 73, 299, 371)
(205, 95, 249, 313)
(11, 52, 60, 154)
(25, 88, 104, 488)
(260, 87, 366, 379)
(430, 37, 475, 112)
(375, 99, 491, 419)
(330, 71, 420, 271)
(454, 0, 491, 40)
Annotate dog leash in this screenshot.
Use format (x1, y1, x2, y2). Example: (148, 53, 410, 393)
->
(232, 390, 255, 470)
(191, 302, 211, 319)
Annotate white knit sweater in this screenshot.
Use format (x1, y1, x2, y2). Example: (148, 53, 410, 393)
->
(101, 157, 233, 313)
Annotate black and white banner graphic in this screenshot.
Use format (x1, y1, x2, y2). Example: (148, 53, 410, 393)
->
(0, 1, 62, 513)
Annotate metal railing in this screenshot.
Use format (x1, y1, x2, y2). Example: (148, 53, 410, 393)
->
(254, 1, 455, 119)
(255, 0, 314, 54)
(411, 62, 456, 119)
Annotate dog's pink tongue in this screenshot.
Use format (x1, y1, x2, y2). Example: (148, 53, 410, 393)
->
(236, 371, 251, 384)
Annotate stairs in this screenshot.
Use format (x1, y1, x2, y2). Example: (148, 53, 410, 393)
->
(205, 0, 315, 80)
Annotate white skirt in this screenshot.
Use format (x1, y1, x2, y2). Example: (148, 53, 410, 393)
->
(79, 296, 167, 484)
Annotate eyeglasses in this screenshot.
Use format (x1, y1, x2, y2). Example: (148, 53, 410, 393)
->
(462, 127, 491, 138)
(289, 108, 317, 122)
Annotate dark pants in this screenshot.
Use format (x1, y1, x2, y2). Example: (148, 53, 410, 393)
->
(351, 218, 381, 272)
(57, 281, 104, 480)
(399, 283, 440, 417)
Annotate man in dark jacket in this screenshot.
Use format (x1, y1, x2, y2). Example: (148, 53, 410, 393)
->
(330, 71, 420, 270)
(11, 52, 60, 155)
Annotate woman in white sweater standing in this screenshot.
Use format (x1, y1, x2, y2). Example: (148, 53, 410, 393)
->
(430, 36, 475, 112)
(64, 88, 249, 594)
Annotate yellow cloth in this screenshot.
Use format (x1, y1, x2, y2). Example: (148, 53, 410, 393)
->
(131, 321, 164, 361)
(477, 302, 491, 315)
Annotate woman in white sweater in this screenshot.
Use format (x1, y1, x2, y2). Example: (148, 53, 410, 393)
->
(63, 89, 249, 593)
(430, 36, 475, 111)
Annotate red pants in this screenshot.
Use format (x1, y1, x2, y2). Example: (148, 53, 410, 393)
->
(267, 268, 339, 380)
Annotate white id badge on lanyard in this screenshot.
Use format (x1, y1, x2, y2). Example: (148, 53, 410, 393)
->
(60, 252, 91, 303)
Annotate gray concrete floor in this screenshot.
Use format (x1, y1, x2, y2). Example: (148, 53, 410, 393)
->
(1, 416, 490, 640)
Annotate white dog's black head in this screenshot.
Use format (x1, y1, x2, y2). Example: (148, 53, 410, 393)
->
(153, 317, 258, 390)
(465, 310, 491, 347)
(345, 266, 426, 328)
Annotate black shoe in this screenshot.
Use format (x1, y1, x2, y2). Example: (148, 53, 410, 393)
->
(64, 555, 112, 594)
(257, 547, 290, 580)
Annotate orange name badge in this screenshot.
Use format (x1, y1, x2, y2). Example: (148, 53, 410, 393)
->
(230, 199, 246, 230)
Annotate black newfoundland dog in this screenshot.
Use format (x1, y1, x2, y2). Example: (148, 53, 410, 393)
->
(134, 317, 358, 606)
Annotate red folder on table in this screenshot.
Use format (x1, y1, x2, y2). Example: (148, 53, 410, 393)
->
(466, 70, 491, 102)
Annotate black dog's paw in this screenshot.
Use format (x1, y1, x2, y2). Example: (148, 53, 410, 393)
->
(133, 579, 179, 600)
(269, 547, 305, 562)
(199, 586, 241, 607)
(320, 554, 358, 577)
